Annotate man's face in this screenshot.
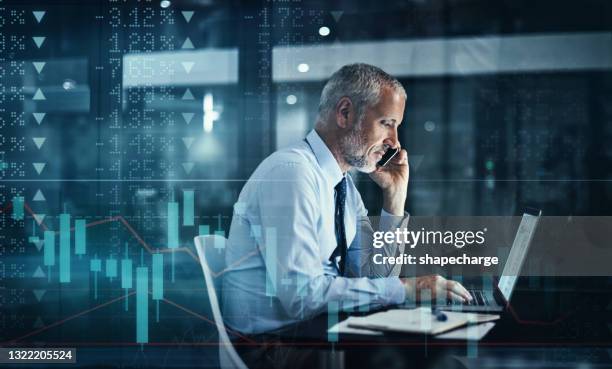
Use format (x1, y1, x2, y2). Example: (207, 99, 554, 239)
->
(340, 86, 406, 173)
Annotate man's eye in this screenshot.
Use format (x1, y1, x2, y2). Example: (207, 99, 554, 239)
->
(381, 120, 392, 127)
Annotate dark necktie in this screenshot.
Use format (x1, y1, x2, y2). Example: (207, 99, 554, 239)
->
(330, 176, 348, 275)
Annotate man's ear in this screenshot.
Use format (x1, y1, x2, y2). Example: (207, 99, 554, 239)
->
(334, 97, 353, 129)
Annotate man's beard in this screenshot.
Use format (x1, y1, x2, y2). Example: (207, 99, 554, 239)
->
(339, 123, 378, 173)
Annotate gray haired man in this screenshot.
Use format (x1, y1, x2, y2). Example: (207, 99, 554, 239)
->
(223, 63, 472, 338)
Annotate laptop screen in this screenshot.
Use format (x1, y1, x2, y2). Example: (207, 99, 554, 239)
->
(497, 211, 540, 301)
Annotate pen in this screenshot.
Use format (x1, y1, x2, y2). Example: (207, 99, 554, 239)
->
(431, 307, 448, 322)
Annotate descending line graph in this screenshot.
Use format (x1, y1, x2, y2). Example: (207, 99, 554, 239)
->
(0, 199, 259, 278)
(0, 198, 257, 344)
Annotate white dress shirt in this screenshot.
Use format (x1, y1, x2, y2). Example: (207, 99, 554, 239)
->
(222, 130, 409, 334)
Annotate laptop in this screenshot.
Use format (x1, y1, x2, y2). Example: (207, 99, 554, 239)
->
(437, 207, 542, 313)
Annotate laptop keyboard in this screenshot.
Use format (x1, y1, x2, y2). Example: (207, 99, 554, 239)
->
(447, 290, 489, 306)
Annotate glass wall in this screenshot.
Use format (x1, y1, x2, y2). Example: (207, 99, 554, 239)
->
(1, 0, 611, 363)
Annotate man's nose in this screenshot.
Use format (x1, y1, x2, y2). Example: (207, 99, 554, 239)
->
(384, 129, 400, 149)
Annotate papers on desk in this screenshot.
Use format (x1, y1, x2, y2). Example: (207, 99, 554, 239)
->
(435, 322, 496, 340)
(328, 307, 499, 339)
(328, 316, 383, 336)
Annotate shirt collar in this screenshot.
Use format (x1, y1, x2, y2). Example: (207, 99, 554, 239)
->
(305, 129, 344, 186)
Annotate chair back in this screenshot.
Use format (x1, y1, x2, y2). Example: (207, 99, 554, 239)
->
(194, 235, 248, 369)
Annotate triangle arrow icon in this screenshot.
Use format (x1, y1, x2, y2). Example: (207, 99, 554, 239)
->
(182, 37, 194, 49)
(33, 317, 45, 328)
(182, 112, 195, 124)
(33, 62, 46, 74)
(33, 266, 46, 278)
(33, 189, 46, 201)
(34, 240, 44, 251)
(409, 155, 424, 171)
(330, 10, 344, 22)
(182, 137, 195, 149)
(32, 137, 46, 149)
(33, 36, 46, 48)
(33, 162, 46, 175)
(33, 214, 46, 225)
(181, 61, 195, 74)
(33, 289, 47, 302)
(33, 113, 46, 124)
(182, 11, 194, 22)
(182, 162, 195, 174)
(33, 88, 46, 100)
(33, 11, 46, 23)
(182, 89, 195, 100)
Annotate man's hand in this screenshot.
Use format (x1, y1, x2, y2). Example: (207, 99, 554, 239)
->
(369, 149, 409, 216)
(401, 275, 472, 303)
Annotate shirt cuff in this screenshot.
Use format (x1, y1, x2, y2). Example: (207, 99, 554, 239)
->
(379, 209, 410, 232)
(384, 277, 406, 305)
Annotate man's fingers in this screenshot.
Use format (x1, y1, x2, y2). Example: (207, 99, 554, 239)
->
(447, 289, 467, 303)
(447, 280, 472, 302)
(399, 149, 408, 162)
(414, 276, 472, 303)
(394, 149, 408, 165)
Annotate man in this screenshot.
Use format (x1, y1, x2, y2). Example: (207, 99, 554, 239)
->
(223, 63, 471, 336)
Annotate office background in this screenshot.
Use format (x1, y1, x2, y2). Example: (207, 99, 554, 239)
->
(1, 0, 611, 367)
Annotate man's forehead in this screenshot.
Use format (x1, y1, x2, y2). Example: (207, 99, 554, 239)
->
(370, 91, 405, 117)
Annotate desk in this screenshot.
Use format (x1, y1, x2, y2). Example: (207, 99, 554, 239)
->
(236, 286, 612, 369)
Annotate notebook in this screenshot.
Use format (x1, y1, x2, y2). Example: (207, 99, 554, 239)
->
(328, 317, 496, 341)
(347, 307, 499, 335)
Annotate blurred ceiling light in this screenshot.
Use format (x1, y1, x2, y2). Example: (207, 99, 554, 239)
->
(286, 94, 297, 105)
(62, 79, 76, 90)
(297, 63, 309, 73)
(192, 133, 222, 162)
(274, 33, 612, 81)
(160, 0, 171, 8)
(318, 26, 330, 37)
(203, 92, 220, 133)
(424, 121, 436, 132)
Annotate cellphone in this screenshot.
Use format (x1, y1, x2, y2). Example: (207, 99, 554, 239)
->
(376, 148, 399, 167)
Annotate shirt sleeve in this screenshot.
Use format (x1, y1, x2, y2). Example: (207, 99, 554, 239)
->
(380, 208, 410, 232)
(255, 162, 405, 319)
(345, 192, 410, 279)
